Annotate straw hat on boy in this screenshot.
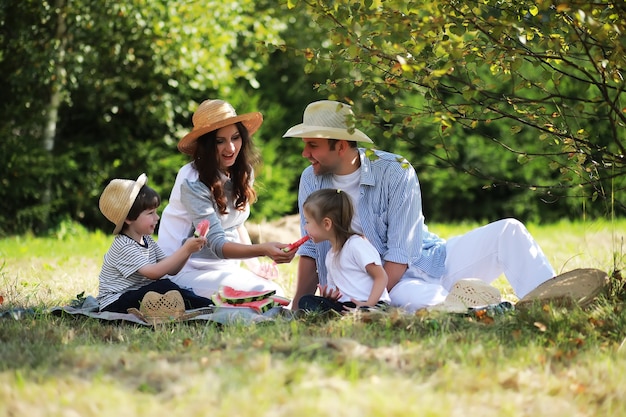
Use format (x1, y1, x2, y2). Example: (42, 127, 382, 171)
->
(177, 99, 264, 155)
(283, 100, 373, 143)
(99, 173, 147, 234)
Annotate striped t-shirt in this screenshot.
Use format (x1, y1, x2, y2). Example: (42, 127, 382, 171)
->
(97, 234, 166, 310)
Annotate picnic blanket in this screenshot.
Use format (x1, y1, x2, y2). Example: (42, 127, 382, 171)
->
(0, 295, 286, 325)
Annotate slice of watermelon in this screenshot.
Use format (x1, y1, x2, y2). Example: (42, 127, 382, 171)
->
(218, 285, 276, 305)
(270, 295, 290, 306)
(212, 292, 226, 306)
(282, 235, 310, 252)
(237, 298, 276, 313)
(194, 219, 210, 238)
(213, 292, 278, 313)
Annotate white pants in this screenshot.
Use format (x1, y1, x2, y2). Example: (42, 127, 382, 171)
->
(389, 219, 555, 312)
(170, 266, 285, 299)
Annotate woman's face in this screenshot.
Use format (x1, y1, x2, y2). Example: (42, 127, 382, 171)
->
(215, 124, 242, 172)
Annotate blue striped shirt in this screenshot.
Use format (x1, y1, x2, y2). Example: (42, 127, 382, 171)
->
(297, 148, 447, 285)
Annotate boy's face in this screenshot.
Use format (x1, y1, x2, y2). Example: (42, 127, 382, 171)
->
(126, 208, 160, 236)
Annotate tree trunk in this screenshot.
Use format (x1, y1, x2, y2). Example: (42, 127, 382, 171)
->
(40, 0, 67, 232)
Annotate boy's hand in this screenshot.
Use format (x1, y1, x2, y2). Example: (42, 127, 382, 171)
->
(183, 236, 206, 253)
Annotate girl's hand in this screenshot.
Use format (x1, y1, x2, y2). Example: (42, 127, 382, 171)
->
(349, 299, 372, 308)
(343, 299, 376, 314)
(318, 284, 341, 302)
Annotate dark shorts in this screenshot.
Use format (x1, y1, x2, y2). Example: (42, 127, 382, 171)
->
(101, 279, 213, 313)
(298, 294, 388, 313)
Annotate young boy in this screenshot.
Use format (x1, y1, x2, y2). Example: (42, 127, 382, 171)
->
(97, 173, 213, 313)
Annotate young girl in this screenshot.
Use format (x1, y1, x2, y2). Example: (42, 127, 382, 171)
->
(97, 173, 213, 313)
(298, 189, 391, 313)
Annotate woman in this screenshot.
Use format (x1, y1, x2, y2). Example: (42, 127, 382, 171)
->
(158, 99, 294, 298)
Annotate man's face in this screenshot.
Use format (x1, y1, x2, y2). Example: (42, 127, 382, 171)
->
(301, 138, 341, 176)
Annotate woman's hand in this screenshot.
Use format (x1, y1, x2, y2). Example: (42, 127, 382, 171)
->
(261, 242, 296, 264)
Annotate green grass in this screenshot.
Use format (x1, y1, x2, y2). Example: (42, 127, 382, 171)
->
(1, 218, 626, 416)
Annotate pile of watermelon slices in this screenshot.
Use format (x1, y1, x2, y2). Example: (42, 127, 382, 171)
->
(212, 285, 290, 313)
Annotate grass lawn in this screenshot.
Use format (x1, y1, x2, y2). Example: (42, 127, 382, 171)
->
(1, 218, 626, 416)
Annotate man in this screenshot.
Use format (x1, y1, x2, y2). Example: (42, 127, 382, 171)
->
(283, 100, 562, 312)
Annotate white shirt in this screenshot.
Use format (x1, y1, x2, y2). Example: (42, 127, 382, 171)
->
(326, 235, 391, 303)
(157, 162, 249, 272)
(158, 163, 198, 256)
(332, 169, 363, 234)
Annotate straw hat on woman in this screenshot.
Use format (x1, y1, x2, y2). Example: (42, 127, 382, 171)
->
(157, 99, 294, 302)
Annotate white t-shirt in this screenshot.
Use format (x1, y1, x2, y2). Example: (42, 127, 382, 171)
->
(332, 170, 363, 234)
(325, 235, 391, 303)
(158, 163, 199, 256)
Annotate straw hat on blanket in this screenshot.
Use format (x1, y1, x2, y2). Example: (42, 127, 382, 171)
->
(127, 290, 204, 325)
(430, 279, 503, 313)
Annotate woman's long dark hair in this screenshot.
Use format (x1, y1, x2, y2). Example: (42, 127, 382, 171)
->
(192, 122, 259, 214)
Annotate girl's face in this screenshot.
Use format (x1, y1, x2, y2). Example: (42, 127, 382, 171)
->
(303, 209, 332, 244)
(215, 124, 242, 172)
(126, 208, 160, 238)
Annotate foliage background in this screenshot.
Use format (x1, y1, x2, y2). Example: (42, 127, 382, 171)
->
(0, 0, 624, 236)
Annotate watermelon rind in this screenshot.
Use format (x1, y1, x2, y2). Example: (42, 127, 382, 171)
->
(239, 298, 276, 313)
(212, 293, 226, 306)
(270, 295, 290, 306)
(213, 292, 278, 313)
(218, 285, 276, 305)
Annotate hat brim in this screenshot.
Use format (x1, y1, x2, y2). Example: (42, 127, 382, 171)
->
(178, 112, 263, 155)
(127, 308, 207, 325)
(516, 268, 608, 310)
(283, 124, 373, 143)
(430, 278, 502, 313)
(112, 173, 147, 234)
